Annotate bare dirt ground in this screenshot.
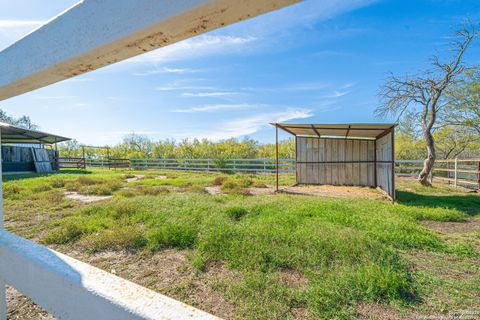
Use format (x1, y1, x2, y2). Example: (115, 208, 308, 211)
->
(6, 286, 54, 320)
(5, 248, 236, 320)
(125, 174, 145, 182)
(64, 191, 112, 203)
(206, 184, 388, 199)
(281, 184, 388, 200)
(421, 218, 480, 234)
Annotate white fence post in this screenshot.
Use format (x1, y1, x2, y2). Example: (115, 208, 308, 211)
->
(0, 127, 5, 320)
(454, 158, 458, 188)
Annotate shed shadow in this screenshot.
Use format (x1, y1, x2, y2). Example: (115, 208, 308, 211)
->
(396, 190, 480, 216)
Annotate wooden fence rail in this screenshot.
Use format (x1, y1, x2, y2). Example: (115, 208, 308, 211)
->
(78, 157, 480, 190)
(395, 158, 480, 190)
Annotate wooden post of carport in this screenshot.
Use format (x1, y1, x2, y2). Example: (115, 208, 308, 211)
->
(54, 137, 58, 170)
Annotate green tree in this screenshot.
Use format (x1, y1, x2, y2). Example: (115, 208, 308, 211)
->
(376, 22, 477, 185)
(444, 70, 480, 135)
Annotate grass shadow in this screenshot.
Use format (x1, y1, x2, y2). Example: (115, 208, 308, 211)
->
(3, 169, 92, 182)
(396, 190, 480, 216)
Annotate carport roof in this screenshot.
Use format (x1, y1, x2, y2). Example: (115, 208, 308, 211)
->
(0, 122, 71, 144)
(272, 123, 396, 140)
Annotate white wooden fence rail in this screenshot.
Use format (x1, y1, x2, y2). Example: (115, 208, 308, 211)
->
(395, 158, 480, 189)
(0, 230, 219, 320)
(86, 158, 297, 173)
(86, 157, 480, 190)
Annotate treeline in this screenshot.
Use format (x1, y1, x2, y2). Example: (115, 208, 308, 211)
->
(59, 127, 480, 161)
(58, 135, 296, 159)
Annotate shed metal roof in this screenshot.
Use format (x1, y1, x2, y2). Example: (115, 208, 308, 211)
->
(272, 123, 395, 140)
(0, 122, 71, 144)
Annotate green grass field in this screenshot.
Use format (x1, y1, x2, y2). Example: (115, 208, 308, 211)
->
(3, 169, 479, 319)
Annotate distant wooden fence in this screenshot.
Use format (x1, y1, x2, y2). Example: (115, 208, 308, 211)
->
(396, 158, 480, 190)
(76, 157, 480, 190)
(129, 158, 296, 173)
(56, 157, 86, 169)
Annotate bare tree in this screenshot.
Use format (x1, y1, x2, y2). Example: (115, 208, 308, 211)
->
(376, 21, 477, 186)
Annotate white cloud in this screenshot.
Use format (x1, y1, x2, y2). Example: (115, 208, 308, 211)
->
(132, 35, 257, 64)
(156, 85, 216, 92)
(172, 103, 265, 113)
(320, 91, 349, 98)
(181, 92, 238, 98)
(173, 108, 313, 140)
(0, 20, 43, 28)
(133, 67, 199, 76)
(35, 95, 78, 100)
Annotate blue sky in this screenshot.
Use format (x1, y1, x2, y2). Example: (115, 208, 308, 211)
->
(1, 0, 480, 145)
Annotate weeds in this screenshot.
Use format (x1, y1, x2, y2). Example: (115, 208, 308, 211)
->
(4, 169, 480, 319)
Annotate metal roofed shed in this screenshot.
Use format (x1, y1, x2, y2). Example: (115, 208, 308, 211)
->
(273, 123, 396, 200)
(0, 122, 71, 173)
(0, 122, 70, 144)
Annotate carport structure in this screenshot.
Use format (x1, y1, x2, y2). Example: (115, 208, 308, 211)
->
(273, 123, 396, 200)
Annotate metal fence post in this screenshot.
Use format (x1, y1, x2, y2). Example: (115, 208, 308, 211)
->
(454, 158, 458, 188)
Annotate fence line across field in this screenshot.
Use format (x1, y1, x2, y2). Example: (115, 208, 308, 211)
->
(58, 157, 480, 189)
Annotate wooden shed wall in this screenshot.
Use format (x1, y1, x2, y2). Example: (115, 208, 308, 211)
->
(375, 132, 394, 199)
(296, 137, 375, 186)
(1, 146, 56, 173)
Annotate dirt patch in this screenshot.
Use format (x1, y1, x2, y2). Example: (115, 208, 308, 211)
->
(57, 248, 236, 319)
(247, 187, 275, 195)
(125, 174, 145, 182)
(205, 186, 222, 195)
(155, 175, 168, 180)
(421, 218, 480, 234)
(277, 269, 308, 288)
(281, 185, 387, 200)
(356, 302, 417, 319)
(64, 191, 112, 203)
(6, 286, 55, 320)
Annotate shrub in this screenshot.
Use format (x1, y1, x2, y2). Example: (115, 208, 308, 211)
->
(186, 185, 207, 194)
(213, 176, 228, 186)
(225, 206, 248, 221)
(43, 220, 84, 244)
(84, 179, 122, 195)
(76, 176, 97, 186)
(33, 183, 52, 193)
(3, 184, 24, 199)
(44, 190, 65, 204)
(252, 181, 268, 188)
(147, 222, 198, 250)
(220, 180, 239, 192)
(111, 201, 139, 218)
(237, 177, 254, 188)
(50, 177, 67, 188)
(117, 188, 138, 198)
(221, 181, 251, 195)
(79, 225, 146, 253)
(117, 186, 170, 197)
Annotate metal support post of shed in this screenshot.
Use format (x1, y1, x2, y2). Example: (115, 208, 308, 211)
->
(276, 124, 279, 192)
